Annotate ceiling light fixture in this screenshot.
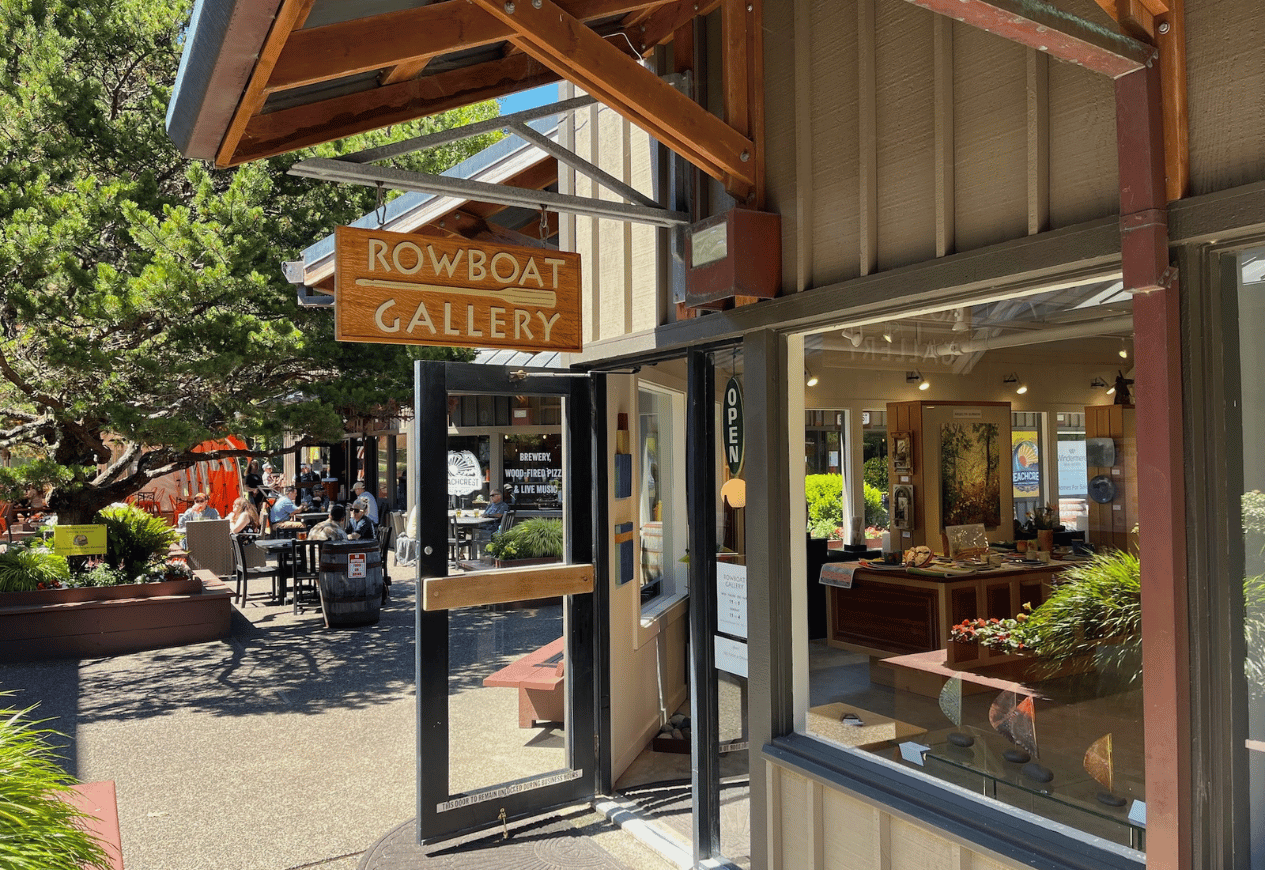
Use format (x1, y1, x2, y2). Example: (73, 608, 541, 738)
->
(842, 328, 864, 348)
(1003, 373, 1028, 395)
(882, 325, 893, 343)
(806, 368, 819, 387)
(1119, 338, 1129, 359)
(1091, 376, 1108, 388)
(907, 371, 929, 390)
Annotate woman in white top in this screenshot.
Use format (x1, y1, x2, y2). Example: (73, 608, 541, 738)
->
(226, 495, 260, 535)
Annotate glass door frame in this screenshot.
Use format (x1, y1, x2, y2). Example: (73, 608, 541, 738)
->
(412, 359, 607, 845)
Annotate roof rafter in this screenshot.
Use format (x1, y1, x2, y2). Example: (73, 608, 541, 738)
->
(470, 0, 756, 200)
(268, 0, 674, 92)
(233, 54, 561, 165)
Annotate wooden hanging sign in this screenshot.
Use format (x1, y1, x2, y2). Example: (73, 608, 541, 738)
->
(334, 226, 582, 352)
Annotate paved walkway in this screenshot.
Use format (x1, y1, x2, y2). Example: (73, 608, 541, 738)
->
(0, 563, 680, 870)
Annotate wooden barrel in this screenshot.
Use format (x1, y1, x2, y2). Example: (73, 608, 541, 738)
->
(316, 540, 382, 627)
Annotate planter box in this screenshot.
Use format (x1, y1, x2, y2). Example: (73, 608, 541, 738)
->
(0, 576, 201, 608)
(0, 569, 232, 663)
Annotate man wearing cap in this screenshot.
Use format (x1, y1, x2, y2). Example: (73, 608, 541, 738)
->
(351, 480, 379, 524)
(347, 497, 376, 541)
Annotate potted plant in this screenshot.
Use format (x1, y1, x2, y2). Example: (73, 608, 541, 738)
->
(1025, 504, 1060, 552)
(95, 504, 179, 578)
(0, 694, 110, 870)
(484, 518, 564, 568)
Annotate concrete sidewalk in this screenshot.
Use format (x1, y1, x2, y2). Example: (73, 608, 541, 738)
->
(0, 566, 679, 870)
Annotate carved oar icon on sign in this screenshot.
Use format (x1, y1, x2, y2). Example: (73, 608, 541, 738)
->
(355, 279, 557, 309)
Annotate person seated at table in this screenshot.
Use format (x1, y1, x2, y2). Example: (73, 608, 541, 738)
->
(226, 495, 260, 535)
(269, 486, 300, 526)
(177, 493, 220, 546)
(351, 481, 379, 524)
(481, 487, 509, 521)
(347, 498, 376, 540)
(301, 484, 327, 513)
(295, 462, 320, 489)
(308, 504, 349, 542)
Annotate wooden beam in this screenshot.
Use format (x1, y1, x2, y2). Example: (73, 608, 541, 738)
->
(900, 0, 1155, 78)
(232, 55, 560, 165)
(423, 564, 594, 610)
(269, 0, 673, 92)
(471, 0, 756, 200)
(1156, 2, 1188, 201)
(215, 0, 317, 168)
(1089, 0, 1187, 201)
(722, 0, 750, 138)
(636, 0, 716, 55)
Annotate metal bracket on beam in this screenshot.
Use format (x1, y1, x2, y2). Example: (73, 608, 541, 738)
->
(290, 158, 689, 228)
(291, 82, 691, 228)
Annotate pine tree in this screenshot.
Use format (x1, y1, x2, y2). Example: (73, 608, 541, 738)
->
(0, 0, 498, 520)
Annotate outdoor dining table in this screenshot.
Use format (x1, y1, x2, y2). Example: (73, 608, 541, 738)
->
(450, 512, 497, 559)
(253, 537, 323, 606)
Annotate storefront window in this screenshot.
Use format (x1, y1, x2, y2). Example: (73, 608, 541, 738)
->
(1234, 247, 1265, 867)
(792, 278, 1146, 850)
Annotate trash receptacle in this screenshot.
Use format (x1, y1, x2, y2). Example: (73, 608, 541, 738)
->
(316, 540, 382, 627)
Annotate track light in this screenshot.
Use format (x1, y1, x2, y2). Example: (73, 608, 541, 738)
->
(806, 368, 819, 387)
(842, 328, 864, 348)
(1119, 338, 1129, 359)
(907, 371, 929, 390)
(1003, 373, 1027, 395)
(1091, 376, 1108, 389)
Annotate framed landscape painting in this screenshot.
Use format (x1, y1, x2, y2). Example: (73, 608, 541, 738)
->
(940, 421, 1001, 528)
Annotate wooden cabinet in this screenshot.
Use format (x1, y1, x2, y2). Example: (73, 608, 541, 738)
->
(827, 565, 1058, 665)
(1084, 404, 1138, 552)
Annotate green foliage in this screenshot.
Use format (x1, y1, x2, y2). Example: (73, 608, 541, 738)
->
(1021, 550, 1142, 680)
(805, 474, 843, 539)
(94, 504, 178, 578)
(0, 697, 109, 870)
(74, 562, 129, 588)
(0, 0, 490, 522)
(863, 482, 888, 529)
(1245, 574, 1265, 700)
(0, 546, 70, 593)
(485, 518, 564, 560)
(862, 454, 888, 492)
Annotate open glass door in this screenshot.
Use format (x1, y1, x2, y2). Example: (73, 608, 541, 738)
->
(412, 360, 604, 845)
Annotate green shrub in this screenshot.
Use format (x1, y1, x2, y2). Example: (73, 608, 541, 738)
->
(0, 696, 109, 870)
(94, 504, 179, 579)
(863, 482, 888, 529)
(1022, 549, 1141, 680)
(805, 474, 843, 539)
(863, 454, 888, 492)
(485, 518, 564, 560)
(0, 547, 71, 593)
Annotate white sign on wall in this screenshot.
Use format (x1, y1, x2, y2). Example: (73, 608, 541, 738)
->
(716, 562, 748, 639)
(715, 635, 748, 678)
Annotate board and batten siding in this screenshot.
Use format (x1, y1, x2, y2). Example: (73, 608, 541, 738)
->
(766, 0, 1125, 296)
(769, 762, 1027, 870)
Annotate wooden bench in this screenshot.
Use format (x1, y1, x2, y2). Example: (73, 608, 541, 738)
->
(482, 636, 566, 728)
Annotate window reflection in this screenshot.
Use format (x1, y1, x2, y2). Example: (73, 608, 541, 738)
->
(796, 278, 1146, 850)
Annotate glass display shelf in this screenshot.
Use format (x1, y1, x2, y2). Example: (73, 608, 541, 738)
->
(919, 728, 1145, 850)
